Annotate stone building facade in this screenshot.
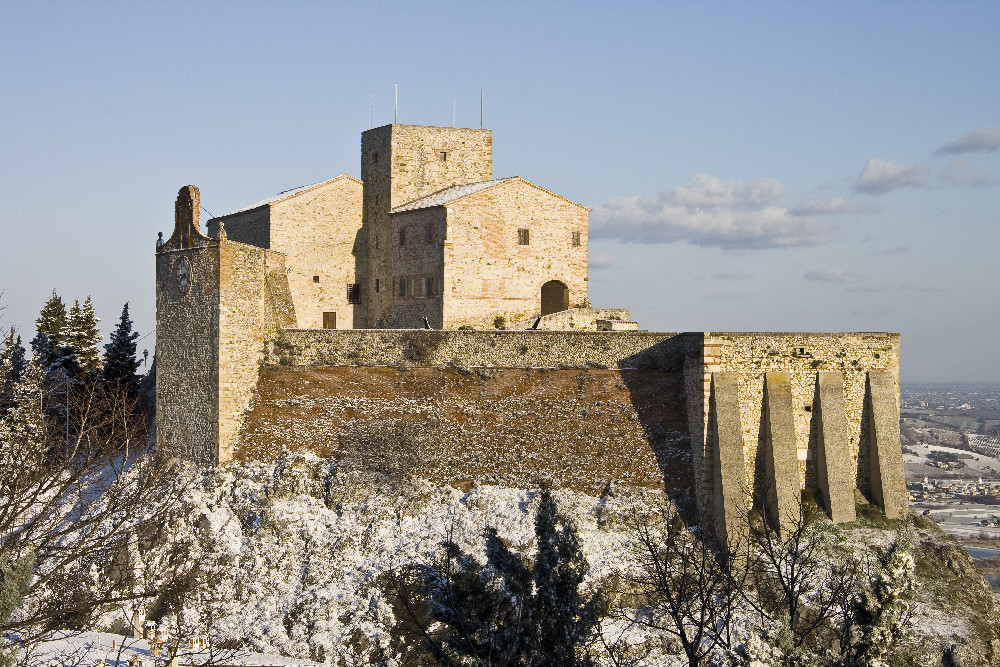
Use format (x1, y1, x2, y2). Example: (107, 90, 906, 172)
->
(154, 124, 907, 538)
(204, 124, 590, 330)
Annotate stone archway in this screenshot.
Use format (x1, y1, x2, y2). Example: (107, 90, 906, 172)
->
(540, 280, 569, 316)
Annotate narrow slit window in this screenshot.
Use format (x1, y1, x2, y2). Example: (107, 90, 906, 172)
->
(375, 278, 380, 294)
(571, 230, 581, 246)
(425, 224, 432, 244)
(400, 228, 406, 246)
(427, 277, 435, 297)
(399, 278, 406, 297)
(439, 151, 447, 162)
(518, 228, 530, 245)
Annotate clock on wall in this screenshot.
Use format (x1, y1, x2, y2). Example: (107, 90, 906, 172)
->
(176, 258, 191, 295)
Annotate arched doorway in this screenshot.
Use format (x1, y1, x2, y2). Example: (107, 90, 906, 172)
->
(540, 280, 569, 316)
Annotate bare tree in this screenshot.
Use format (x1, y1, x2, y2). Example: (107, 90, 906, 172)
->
(0, 351, 183, 661)
(620, 503, 745, 667)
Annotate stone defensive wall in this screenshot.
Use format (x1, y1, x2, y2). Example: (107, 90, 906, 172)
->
(264, 328, 700, 369)
(239, 328, 905, 540)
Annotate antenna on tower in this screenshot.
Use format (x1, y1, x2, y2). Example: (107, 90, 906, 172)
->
(369, 91, 373, 129)
(452, 97, 456, 127)
(480, 89, 484, 129)
(394, 83, 398, 124)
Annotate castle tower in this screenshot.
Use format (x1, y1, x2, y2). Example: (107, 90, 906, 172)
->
(361, 125, 493, 326)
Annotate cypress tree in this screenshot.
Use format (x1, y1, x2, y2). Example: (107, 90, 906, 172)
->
(102, 302, 140, 392)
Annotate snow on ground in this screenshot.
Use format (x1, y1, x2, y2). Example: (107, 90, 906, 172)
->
(112, 455, 666, 665)
(22, 631, 318, 667)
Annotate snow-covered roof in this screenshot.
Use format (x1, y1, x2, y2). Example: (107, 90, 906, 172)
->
(214, 174, 361, 219)
(390, 177, 518, 213)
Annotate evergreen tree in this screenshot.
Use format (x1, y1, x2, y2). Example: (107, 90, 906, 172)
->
(102, 302, 140, 392)
(67, 296, 101, 373)
(31, 291, 66, 368)
(530, 489, 594, 667)
(0, 329, 27, 415)
(404, 489, 595, 666)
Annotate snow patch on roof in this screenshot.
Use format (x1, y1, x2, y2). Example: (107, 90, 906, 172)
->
(391, 177, 518, 213)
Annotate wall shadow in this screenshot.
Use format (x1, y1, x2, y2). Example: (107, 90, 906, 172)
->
(619, 335, 701, 496)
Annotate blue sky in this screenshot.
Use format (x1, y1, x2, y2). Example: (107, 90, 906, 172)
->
(1, 1, 998, 382)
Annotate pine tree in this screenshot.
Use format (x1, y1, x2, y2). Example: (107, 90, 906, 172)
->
(102, 302, 140, 392)
(67, 296, 101, 373)
(31, 291, 66, 368)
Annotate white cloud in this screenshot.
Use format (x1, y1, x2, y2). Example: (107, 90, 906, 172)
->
(804, 268, 863, 284)
(589, 251, 616, 270)
(790, 197, 874, 216)
(853, 158, 929, 195)
(712, 269, 754, 280)
(940, 158, 1000, 187)
(936, 126, 1000, 154)
(589, 174, 830, 250)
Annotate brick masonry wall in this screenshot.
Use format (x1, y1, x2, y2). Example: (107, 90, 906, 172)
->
(207, 176, 364, 329)
(269, 176, 364, 329)
(441, 178, 588, 329)
(385, 207, 445, 328)
(362, 125, 493, 328)
(216, 240, 287, 462)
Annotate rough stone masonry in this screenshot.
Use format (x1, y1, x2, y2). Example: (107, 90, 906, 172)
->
(155, 124, 907, 542)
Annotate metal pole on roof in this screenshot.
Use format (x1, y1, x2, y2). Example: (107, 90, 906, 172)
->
(370, 91, 373, 129)
(480, 89, 483, 128)
(394, 83, 398, 124)
(453, 98, 456, 127)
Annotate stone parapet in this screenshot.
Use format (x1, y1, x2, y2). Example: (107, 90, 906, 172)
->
(266, 328, 699, 370)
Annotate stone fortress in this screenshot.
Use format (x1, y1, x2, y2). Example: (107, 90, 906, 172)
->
(155, 123, 907, 542)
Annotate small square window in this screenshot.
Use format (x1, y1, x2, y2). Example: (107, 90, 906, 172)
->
(399, 278, 406, 297)
(400, 228, 406, 246)
(313, 275, 320, 283)
(439, 151, 448, 162)
(517, 228, 530, 245)
(375, 278, 380, 293)
(571, 230, 581, 246)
